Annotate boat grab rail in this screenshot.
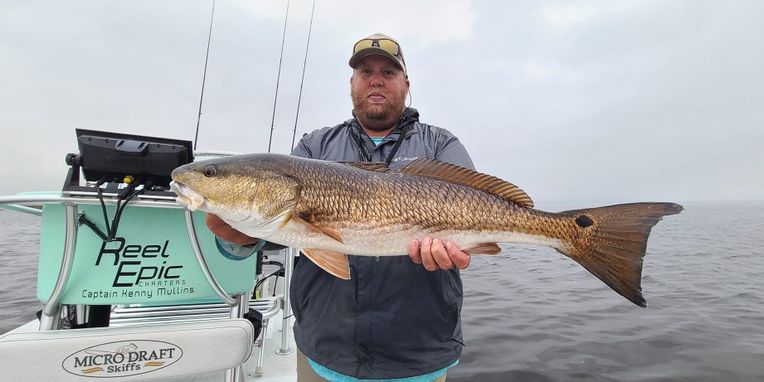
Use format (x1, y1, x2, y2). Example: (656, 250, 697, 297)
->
(0, 194, 180, 211)
(39, 204, 78, 329)
(184, 209, 236, 306)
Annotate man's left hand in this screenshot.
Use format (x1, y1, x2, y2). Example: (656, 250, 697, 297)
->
(408, 238, 471, 271)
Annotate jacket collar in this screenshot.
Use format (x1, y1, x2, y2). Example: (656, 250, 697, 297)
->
(348, 107, 419, 140)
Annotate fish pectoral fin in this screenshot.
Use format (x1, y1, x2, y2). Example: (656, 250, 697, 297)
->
(302, 249, 351, 280)
(290, 214, 344, 244)
(463, 242, 502, 255)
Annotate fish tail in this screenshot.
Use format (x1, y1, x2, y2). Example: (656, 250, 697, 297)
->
(555, 202, 683, 307)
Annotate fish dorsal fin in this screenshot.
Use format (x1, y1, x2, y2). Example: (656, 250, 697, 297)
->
(340, 161, 391, 173)
(302, 249, 351, 280)
(397, 159, 534, 208)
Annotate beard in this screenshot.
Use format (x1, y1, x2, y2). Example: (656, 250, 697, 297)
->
(351, 88, 407, 132)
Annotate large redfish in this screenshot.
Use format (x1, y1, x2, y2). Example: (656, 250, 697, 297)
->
(170, 154, 682, 307)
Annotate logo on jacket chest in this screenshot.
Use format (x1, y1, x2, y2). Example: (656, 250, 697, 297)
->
(391, 156, 419, 164)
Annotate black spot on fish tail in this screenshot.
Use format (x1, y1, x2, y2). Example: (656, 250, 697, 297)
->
(575, 215, 594, 228)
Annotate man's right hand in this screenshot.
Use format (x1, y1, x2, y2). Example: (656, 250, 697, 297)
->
(205, 214, 259, 245)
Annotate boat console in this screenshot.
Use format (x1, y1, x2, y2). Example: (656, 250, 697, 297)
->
(0, 130, 294, 381)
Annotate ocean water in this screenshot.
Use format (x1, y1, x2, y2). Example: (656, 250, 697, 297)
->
(1, 203, 763, 381)
(0, 211, 40, 332)
(449, 202, 764, 382)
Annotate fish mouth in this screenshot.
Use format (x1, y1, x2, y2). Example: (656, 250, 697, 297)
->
(169, 181, 205, 211)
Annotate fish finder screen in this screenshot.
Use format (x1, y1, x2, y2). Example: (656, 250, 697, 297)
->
(74, 129, 193, 188)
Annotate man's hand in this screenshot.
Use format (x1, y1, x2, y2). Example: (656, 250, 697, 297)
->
(205, 214, 259, 245)
(408, 238, 471, 271)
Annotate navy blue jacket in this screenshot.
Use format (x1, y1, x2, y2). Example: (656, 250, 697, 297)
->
(289, 108, 474, 379)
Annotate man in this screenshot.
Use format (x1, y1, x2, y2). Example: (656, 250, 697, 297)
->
(207, 33, 474, 381)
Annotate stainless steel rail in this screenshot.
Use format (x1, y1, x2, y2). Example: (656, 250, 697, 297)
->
(226, 294, 250, 382)
(39, 204, 78, 330)
(183, 209, 238, 306)
(0, 204, 42, 216)
(276, 248, 296, 355)
(0, 194, 179, 209)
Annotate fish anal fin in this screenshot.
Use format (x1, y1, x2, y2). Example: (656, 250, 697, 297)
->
(397, 159, 534, 208)
(463, 242, 502, 255)
(291, 213, 344, 244)
(339, 161, 391, 173)
(302, 249, 351, 280)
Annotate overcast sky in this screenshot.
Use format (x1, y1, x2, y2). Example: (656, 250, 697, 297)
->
(1, 0, 762, 205)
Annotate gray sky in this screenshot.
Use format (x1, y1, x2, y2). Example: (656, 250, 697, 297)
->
(1, 0, 762, 205)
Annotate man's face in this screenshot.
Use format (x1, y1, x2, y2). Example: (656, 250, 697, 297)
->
(350, 55, 410, 133)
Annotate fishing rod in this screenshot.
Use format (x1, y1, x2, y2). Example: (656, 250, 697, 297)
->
(291, 0, 317, 151)
(193, 0, 217, 151)
(267, 0, 291, 153)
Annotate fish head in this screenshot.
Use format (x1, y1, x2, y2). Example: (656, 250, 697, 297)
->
(170, 154, 302, 228)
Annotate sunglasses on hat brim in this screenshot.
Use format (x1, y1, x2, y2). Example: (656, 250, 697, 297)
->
(352, 38, 401, 58)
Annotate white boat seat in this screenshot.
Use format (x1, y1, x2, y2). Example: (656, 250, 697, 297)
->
(0, 318, 253, 381)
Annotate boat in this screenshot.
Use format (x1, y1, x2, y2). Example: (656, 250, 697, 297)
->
(0, 129, 299, 381)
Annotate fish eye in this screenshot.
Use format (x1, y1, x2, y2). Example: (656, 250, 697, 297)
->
(202, 165, 217, 177)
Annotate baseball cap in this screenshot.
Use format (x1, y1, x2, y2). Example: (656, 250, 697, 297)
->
(348, 33, 406, 73)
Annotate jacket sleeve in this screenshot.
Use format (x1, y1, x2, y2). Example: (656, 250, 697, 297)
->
(435, 132, 475, 171)
(291, 133, 315, 159)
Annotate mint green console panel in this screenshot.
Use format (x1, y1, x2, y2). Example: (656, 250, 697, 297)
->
(37, 204, 257, 305)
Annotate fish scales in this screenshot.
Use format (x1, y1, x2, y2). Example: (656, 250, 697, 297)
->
(290, 159, 533, 235)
